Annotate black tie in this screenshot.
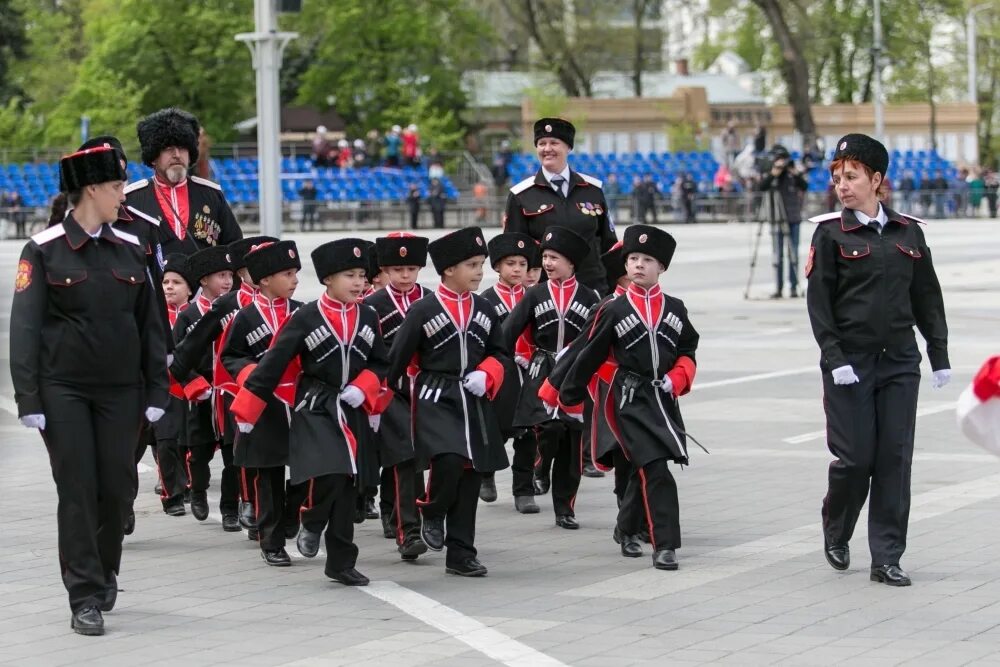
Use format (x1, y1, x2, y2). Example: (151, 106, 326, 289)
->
(551, 176, 566, 198)
(868, 220, 881, 234)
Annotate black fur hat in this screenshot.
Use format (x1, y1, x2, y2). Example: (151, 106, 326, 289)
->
(60, 144, 128, 193)
(364, 241, 380, 280)
(162, 252, 195, 295)
(534, 117, 576, 149)
(540, 225, 590, 268)
(601, 241, 626, 286)
(229, 235, 279, 271)
(488, 232, 535, 267)
(376, 233, 429, 268)
(137, 107, 200, 167)
(312, 238, 369, 283)
(427, 226, 488, 275)
(244, 240, 302, 284)
(528, 241, 543, 269)
(187, 245, 234, 283)
(622, 224, 676, 270)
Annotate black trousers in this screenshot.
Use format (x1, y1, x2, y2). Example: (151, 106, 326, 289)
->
(821, 346, 920, 565)
(618, 457, 680, 550)
(251, 466, 288, 550)
(302, 474, 359, 573)
(535, 423, 582, 516)
(239, 467, 257, 517)
(156, 438, 189, 505)
(40, 382, 142, 612)
(187, 441, 239, 514)
(379, 459, 423, 545)
(511, 432, 537, 497)
(613, 448, 647, 530)
(420, 453, 481, 564)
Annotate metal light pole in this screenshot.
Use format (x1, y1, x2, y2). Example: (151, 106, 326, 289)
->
(873, 0, 884, 141)
(236, 0, 298, 238)
(967, 4, 991, 104)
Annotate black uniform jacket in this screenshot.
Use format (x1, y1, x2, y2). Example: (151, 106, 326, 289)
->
(806, 207, 949, 371)
(173, 295, 226, 446)
(503, 169, 617, 294)
(10, 216, 168, 417)
(221, 299, 302, 468)
(385, 290, 510, 473)
(560, 287, 699, 468)
(231, 300, 388, 484)
(479, 283, 526, 438)
(362, 284, 430, 467)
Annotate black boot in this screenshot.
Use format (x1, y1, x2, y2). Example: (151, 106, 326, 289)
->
(261, 548, 292, 567)
(479, 476, 498, 503)
(380, 513, 395, 539)
(190, 492, 209, 521)
(71, 607, 104, 636)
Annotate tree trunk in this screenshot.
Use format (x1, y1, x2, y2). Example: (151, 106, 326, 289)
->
(502, 0, 591, 97)
(751, 0, 817, 149)
(926, 35, 938, 153)
(632, 0, 644, 97)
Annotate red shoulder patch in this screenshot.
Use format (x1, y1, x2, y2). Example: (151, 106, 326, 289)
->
(805, 245, 815, 278)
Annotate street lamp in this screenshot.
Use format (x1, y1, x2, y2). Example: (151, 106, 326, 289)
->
(967, 3, 992, 104)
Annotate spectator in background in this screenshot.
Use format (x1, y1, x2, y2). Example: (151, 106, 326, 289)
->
(427, 148, 445, 180)
(636, 174, 659, 224)
(929, 169, 948, 219)
(352, 139, 367, 167)
(681, 171, 698, 224)
(492, 140, 513, 187)
(721, 121, 741, 166)
(365, 129, 381, 167)
(631, 175, 643, 221)
(299, 179, 318, 231)
(428, 178, 447, 229)
(899, 170, 916, 212)
(336, 139, 352, 170)
(384, 125, 402, 167)
(969, 168, 985, 217)
(473, 181, 489, 223)
(753, 123, 767, 155)
(953, 168, 969, 217)
(604, 173, 620, 222)
(406, 183, 422, 229)
(311, 125, 331, 167)
(985, 170, 999, 218)
(402, 124, 420, 167)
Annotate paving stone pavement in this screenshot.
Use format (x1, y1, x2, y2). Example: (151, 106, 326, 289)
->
(0, 220, 997, 666)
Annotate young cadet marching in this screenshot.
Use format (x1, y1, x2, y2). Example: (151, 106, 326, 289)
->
(231, 239, 388, 586)
(171, 245, 241, 530)
(478, 232, 539, 513)
(558, 225, 699, 570)
(221, 240, 306, 567)
(362, 232, 431, 560)
(502, 226, 600, 529)
(384, 227, 510, 577)
(170, 235, 277, 537)
(156, 253, 195, 516)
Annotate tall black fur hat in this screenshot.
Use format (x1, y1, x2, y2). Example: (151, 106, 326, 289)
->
(162, 252, 195, 296)
(488, 232, 535, 266)
(60, 144, 128, 193)
(528, 241, 543, 269)
(376, 233, 428, 268)
(540, 225, 590, 267)
(364, 241, 380, 279)
(601, 241, 626, 286)
(244, 240, 301, 284)
(427, 226, 488, 275)
(533, 117, 576, 149)
(229, 235, 279, 271)
(311, 238, 369, 283)
(622, 224, 676, 270)
(137, 107, 200, 167)
(187, 245, 234, 283)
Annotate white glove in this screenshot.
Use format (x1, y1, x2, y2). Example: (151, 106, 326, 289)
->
(658, 374, 674, 395)
(20, 414, 45, 430)
(514, 355, 530, 370)
(554, 347, 569, 363)
(237, 422, 254, 433)
(831, 365, 860, 386)
(931, 368, 952, 389)
(463, 370, 488, 397)
(339, 385, 365, 408)
(542, 400, 557, 416)
(145, 407, 165, 423)
(196, 389, 212, 402)
(368, 414, 381, 432)
(166, 353, 174, 367)
(566, 411, 584, 423)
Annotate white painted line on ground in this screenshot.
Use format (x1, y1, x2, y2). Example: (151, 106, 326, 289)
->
(692, 366, 815, 391)
(361, 580, 568, 667)
(714, 446, 999, 464)
(783, 402, 957, 444)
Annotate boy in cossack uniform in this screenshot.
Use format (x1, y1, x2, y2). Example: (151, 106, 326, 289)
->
(558, 225, 699, 570)
(363, 233, 431, 560)
(502, 226, 600, 529)
(385, 227, 509, 577)
(231, 239, 388, 586)
(479, 232, 542, 513)
(172, 245, 241, 530)
(221, 240, 306, 567)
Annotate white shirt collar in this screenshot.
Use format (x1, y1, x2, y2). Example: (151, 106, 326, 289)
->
(541, 166, 570, 185)
(853, 203, 888, 230)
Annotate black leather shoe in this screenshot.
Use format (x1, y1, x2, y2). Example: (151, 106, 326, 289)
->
(446, 558, 488, 577)
(613, 526, 642, 558)
(582, 463, 605, 478)
(381, 513, 395, 539)
(420, 515, 445, 551)
(824, 541, 850, 571)
(653, 549, 678, 570)
(789, 288, 800, 298)
(99, 572, 118, 612)
(123, 508, 135, 535)
(222, 513, 241, 532)
(327, 567, 369, 586)
(184, 489, 192, 504)
(296, 528, 321, 558)
(555, 514, 579, 530)
(353, 506, 365, 524)
(261, 548, 292, 566)
(533, 472, 550, 495)
(247, 527, 259, 541)
(365, 497, 379, 520)
(638, 528, 651, 544)
(479, 476, 498, 503)
(162, 497, 186, 517)
(870, 564, 911, 587)
(191, 492, 209, 521)
(239, 501, 256, 530)
(154, 482, 163, 496)
(71, 606, 104, 636)
(514, 495, 540, 514)
(399, 537, 428, 560)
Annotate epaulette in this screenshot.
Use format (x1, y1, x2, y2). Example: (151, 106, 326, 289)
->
(578, 172, 603, 188)
(510, 176, 536, 195)
(123, 179, 149, 194)
(900, 213, 926, 225)
(31, 225, 67, 246)
(126, 205, 160, 226)
(190, 175, 222, 191)
(808, 211, 842, 224)
(111, 228, 141, 246)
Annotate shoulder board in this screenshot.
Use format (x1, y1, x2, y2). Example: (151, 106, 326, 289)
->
(807, 211, 842, 224)
(900, 213, 926, 225)
(123, 179, 149, 194)
(510, 176, 536, 195)
(578, 172, 603, 188)
(111, 228, 141, 246)
(126, 205, 160, 226)
(31, 224, 67, 246)
(190, 175, 222, 191)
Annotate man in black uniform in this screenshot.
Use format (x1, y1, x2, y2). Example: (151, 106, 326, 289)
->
(807, 134, 951, 586)
(503, 117, 617, 294)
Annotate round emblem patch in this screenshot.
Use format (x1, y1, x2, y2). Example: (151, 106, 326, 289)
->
(639, 233, 648, 243)
(400, 247, 408, 258)
(289, 249, 296, 259)
(353, 247, 361, 257)
(544, 124, 552, 132)
(517, 240, 525, 248)
(839, 141, 847, 150)
(544, 232, 553, 241)
(475, 237, 484, 246)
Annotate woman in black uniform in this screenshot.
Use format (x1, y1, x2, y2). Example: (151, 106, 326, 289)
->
(806, 134, 950, 587)
(10, 142, 168, 635)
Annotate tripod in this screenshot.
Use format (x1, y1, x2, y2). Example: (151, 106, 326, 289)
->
(744, 188, 797, 300)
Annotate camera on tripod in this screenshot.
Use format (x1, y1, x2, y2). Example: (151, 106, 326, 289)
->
(756, 144, 793, 176)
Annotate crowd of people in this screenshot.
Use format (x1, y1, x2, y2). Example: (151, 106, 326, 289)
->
(310, 124, 443, 173)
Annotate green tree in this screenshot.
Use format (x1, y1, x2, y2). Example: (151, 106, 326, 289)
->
(0, 0, 26, 102)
